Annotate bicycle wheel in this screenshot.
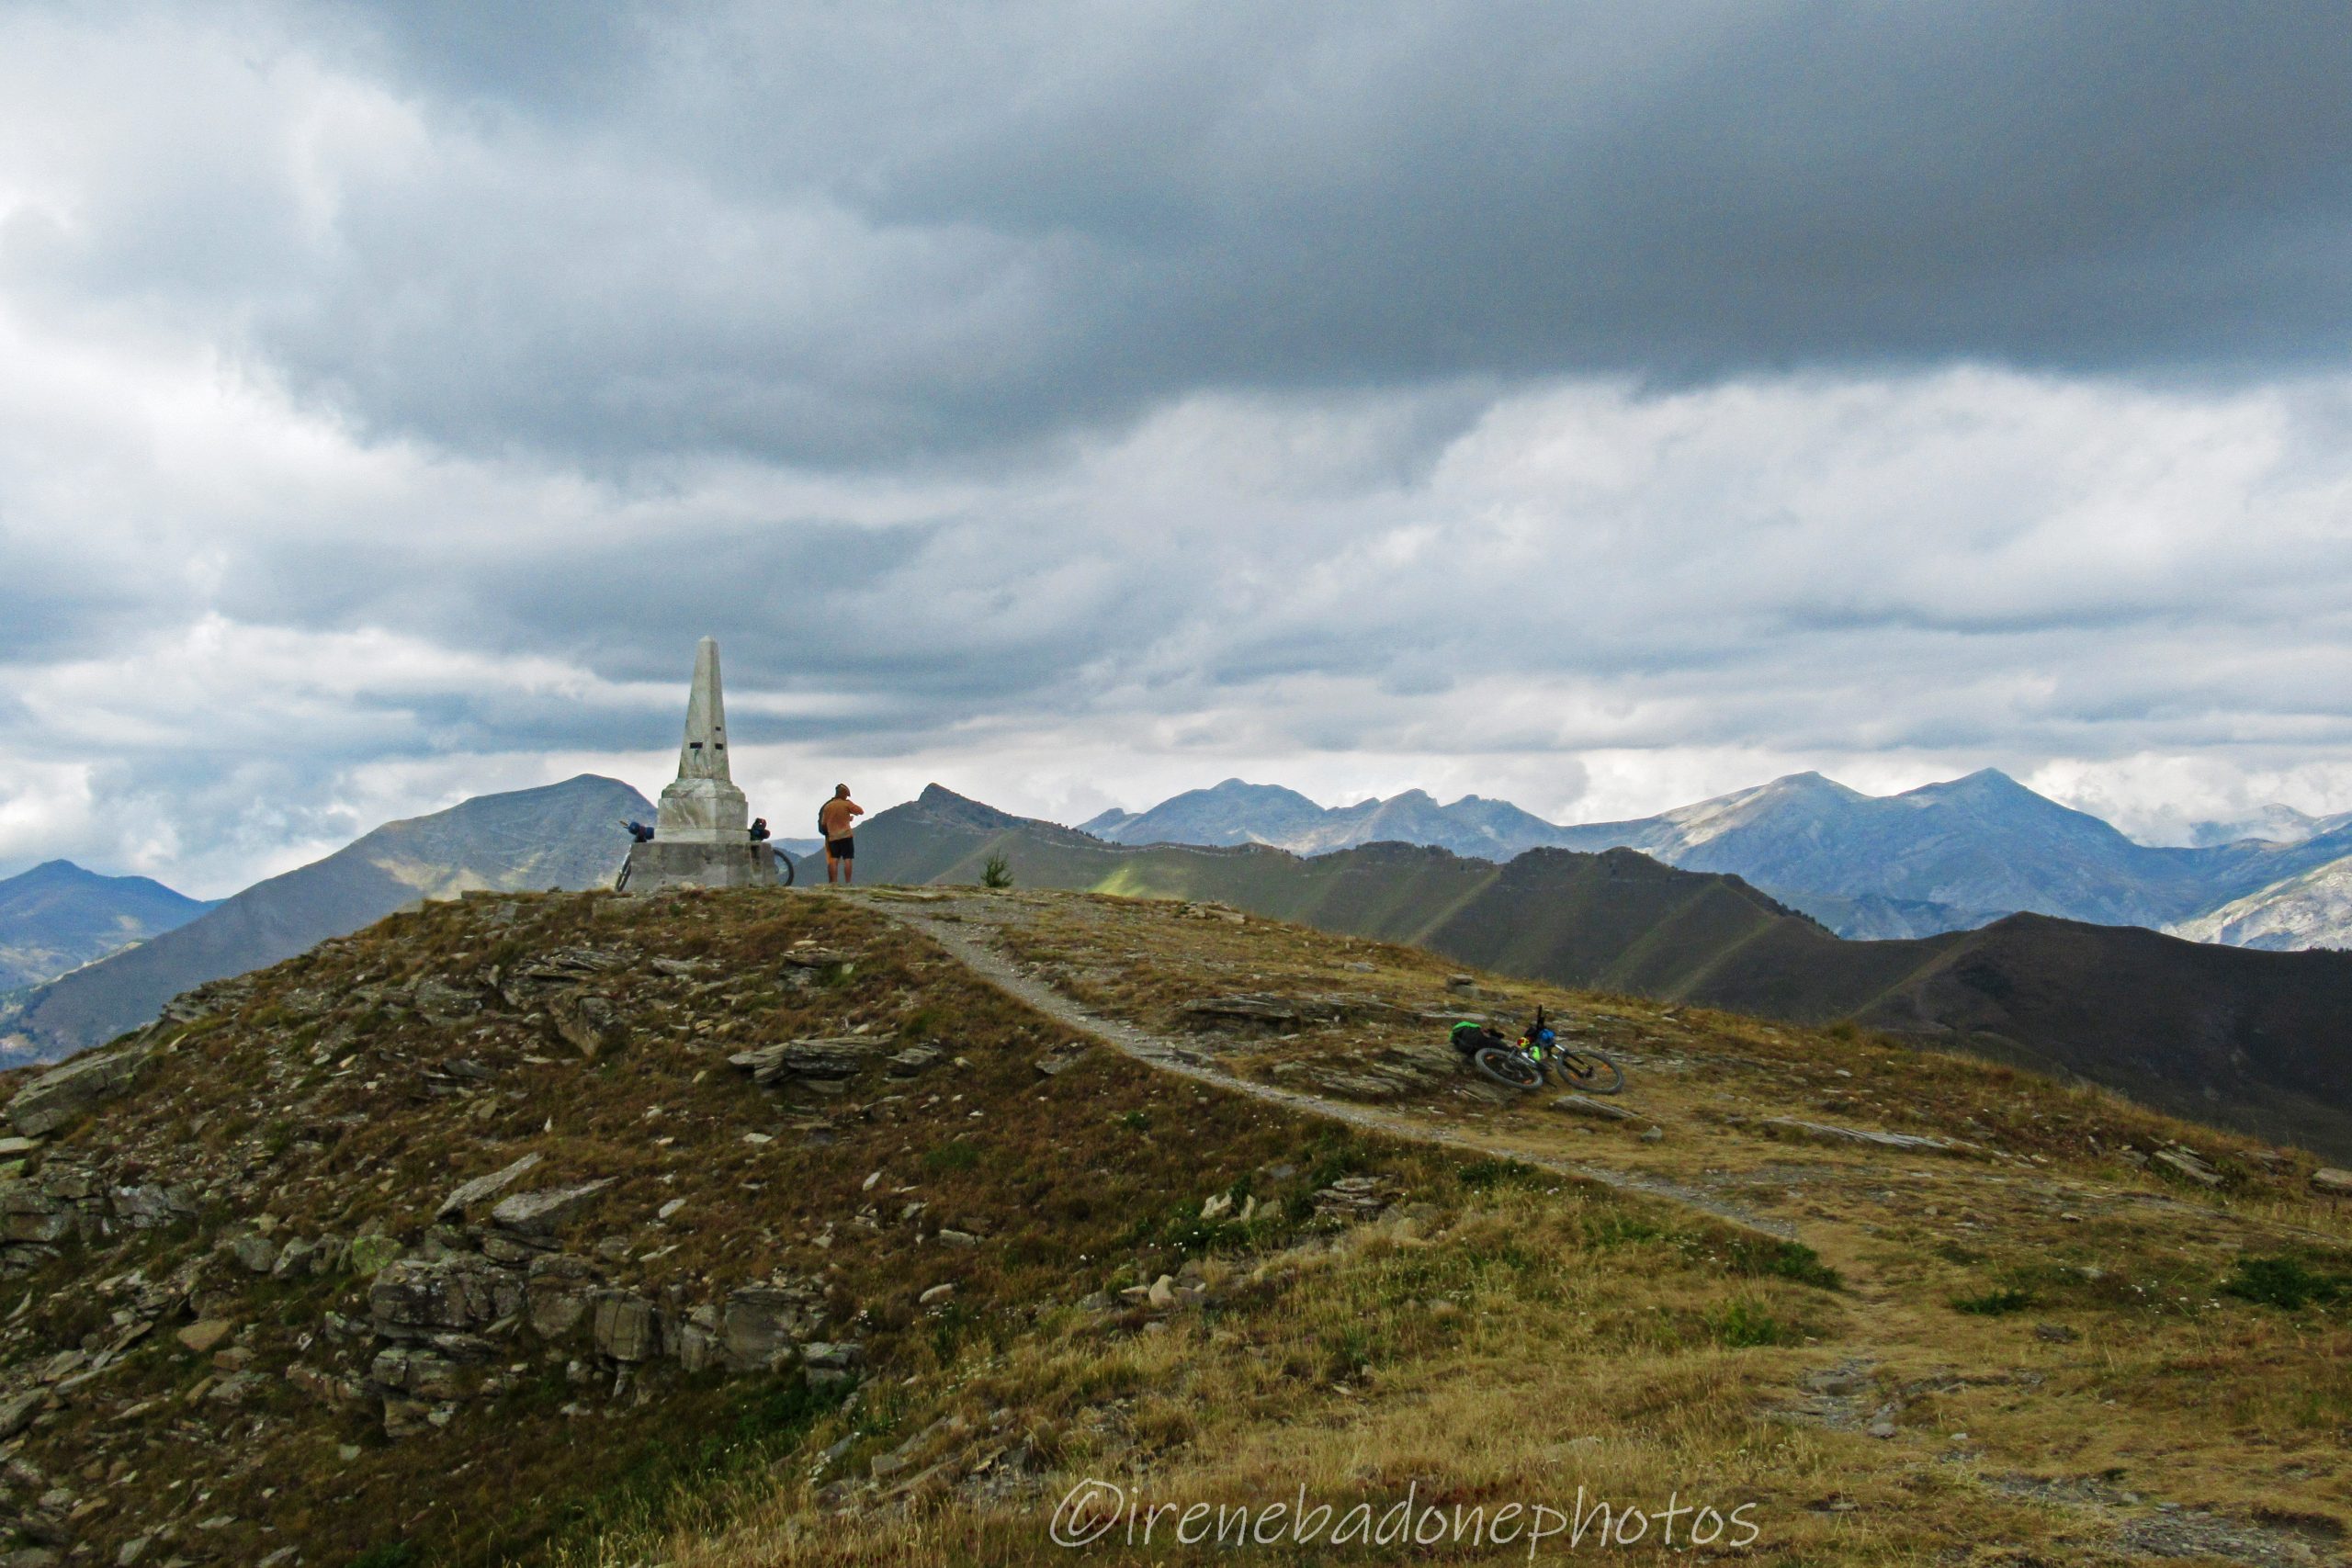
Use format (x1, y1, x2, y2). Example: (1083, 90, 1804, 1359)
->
(1473, 1046, 1543, 1090)
(1551, 1050, 1623, 1095)
(775, 852, 796, 888)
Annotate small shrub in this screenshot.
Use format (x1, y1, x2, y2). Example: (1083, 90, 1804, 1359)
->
(981, 853, 1014, 889)
(1323, 1325, 1374, 1379)
(1456, 1157, 1542, 1191)
(1711, 1298, 1796, 1348)
(1951, 1287, 2036, 1316)
(1586, 1212, 1666, 1248)
(348, 1544, 420, 1568)
(1119, 1110, 1151, 1132)
(922, 1139, 981, 1175)
(1726, 1237, 1843, 1291)
(2223, 1256, 2344, 1312)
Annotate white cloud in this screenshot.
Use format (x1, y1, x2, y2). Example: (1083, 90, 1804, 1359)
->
(6, 4, 2352, 895)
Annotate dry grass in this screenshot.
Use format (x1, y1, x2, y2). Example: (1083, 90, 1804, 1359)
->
(565, 890, 2352, 1568)
(9, 890, 1478, 1563)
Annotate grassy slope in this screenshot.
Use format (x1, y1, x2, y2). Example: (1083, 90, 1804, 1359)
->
(599, 889, 2352, 1567)
(6, 886, 2348, 1566)
(3, 889, 1483, 1564)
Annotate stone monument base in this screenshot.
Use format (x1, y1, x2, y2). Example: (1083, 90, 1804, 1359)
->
(617, 840, 785, 895)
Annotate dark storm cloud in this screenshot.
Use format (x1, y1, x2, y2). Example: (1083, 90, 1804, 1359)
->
(8, 2, 2352, 888)
(25, 1, 2350, 468)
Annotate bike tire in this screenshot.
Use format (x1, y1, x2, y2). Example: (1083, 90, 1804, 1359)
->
(775, 852, 796, 888)
(1552, 1050, 1624, 1095)
(1473, 1046, 1543, 1090)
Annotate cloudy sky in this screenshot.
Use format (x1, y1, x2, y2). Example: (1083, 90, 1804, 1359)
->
(5, 1, 2352, 896)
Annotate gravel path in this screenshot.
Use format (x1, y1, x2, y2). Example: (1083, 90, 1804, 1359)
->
(876, 895, 1797, 1240)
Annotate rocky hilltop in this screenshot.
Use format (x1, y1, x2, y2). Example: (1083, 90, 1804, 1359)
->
(0, 886, 2344, 1566)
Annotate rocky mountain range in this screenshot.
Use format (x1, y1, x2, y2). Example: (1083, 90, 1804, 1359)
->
(0, 862, 214, 992)
(0, 775, 650, 1063)
(1082, 781, 1572, 863)
(2168, 857, 2352, 952)
(1082, 771, 2352, 945)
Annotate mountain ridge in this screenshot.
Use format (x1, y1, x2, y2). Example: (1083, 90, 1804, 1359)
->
(2, 774, 651, 1061)
(1084, 769, 2352, 942)
(819, 785, 2352, 1160)
(0, 859, 215, 992)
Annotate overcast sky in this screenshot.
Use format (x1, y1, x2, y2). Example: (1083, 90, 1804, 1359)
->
(5, 1, 2352, 896)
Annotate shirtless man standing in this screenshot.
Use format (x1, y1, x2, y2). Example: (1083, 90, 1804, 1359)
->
(818, 784, 864, 885)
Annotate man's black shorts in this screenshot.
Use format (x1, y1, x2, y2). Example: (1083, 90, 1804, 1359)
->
(826, 837, 855, 861)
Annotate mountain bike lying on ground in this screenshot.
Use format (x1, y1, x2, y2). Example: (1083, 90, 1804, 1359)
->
(1451, 1007, 1624, 1095)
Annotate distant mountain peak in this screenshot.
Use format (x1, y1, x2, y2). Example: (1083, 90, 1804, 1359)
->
(1203, 778, 1320, 802)
(1939, 767, 2028, 793)
(0, 858, 218, 995)
(6, 860, 175, 890)
(1757, 771, 1864, 798)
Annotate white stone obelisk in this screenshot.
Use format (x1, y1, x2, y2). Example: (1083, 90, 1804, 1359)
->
(653, 637, 750, 843)
(618, 637, 781, 893)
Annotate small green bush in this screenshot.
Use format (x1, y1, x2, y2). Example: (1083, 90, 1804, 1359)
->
(1585, 1212, 1667, 1248)
(922, 1139, 981, 1174)
(1711, 1298, 1795, 1348)
(1456, 1157, 1542, 1191)
(1727, 1237, 1843, 1291)
(348, 1543, 420, 1568)
(981, 852, 1014, 889)
(1951, 1286, 2036, 1316)
(2223, 1256, 2344, 1312)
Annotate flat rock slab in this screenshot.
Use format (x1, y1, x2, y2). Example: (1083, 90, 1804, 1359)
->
(2312, 1168, 2352, 1197)
(176, 1320, 237, 1355)
(7, 1045, 150, 1137)
(490, 1179, 616, 1240)
(435, 1152, 544, 1220)
(730, 1038, 881, 1083)
(1551, 1096, 1636, 1122)
(778, 948, 860, 970)
(1765, 1117, 1981, 1157)
(2152, 1148, 2224, 1188)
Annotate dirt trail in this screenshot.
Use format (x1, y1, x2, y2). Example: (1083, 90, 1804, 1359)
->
(870, 892, 1800, 1240)
(854, 890, 2347, 1567)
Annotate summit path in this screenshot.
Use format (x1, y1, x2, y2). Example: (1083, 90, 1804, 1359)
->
(831, 886, 2350, 1566)
(871, 889, 1799, 1239)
